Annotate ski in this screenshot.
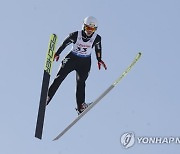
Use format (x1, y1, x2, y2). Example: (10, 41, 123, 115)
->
(53, 52, 142, 141)
(35, 34, 58, 139)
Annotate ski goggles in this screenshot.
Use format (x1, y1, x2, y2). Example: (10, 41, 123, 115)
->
(84, 24, 97, 32)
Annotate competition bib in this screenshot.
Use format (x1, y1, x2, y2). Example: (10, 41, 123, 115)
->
(71, 31, 97, 57)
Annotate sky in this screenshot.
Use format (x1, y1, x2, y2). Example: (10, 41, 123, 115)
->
(0, 0, 180, 153)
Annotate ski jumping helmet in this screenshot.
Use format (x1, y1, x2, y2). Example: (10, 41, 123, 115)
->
(83, 16, 98, 34)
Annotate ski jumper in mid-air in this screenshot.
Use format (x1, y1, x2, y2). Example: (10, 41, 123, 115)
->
(46, 16, 107, 114)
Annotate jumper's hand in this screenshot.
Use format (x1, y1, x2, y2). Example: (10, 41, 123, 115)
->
(98, 60, 107, 70)
(54, 53, 60, 61)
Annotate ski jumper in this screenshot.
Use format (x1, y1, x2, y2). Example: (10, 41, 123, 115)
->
(47, 30, 102, 108)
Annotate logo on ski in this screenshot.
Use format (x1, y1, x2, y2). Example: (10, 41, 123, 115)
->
(44, 34, 57, 74)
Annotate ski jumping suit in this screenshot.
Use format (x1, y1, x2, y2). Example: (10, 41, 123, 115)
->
(47, 30, 102, 109)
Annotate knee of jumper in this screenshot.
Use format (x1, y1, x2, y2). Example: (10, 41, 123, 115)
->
(76, 73, 88, 82)
(76, 79, 86, 88)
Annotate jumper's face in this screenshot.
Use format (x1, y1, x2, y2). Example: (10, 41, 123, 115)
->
(84, 24, 97, 36)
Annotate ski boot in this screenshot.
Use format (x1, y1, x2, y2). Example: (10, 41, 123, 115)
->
(76, 102, 92, 115)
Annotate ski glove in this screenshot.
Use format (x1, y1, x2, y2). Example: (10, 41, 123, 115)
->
(54, 53, 60, 61)
(98, 60, 107, 70)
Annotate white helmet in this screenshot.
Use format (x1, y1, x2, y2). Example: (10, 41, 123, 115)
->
(83, 16, 98, 28)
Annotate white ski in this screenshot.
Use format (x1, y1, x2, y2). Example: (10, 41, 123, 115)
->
(53, 52, 142, 141)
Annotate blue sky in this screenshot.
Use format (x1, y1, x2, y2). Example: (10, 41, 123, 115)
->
(0, 0, 180, 153)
